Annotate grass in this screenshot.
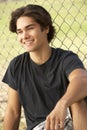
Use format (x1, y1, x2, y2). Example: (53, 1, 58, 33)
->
(0, 1, 87, 129)
(0, 1, 87, 72)
(0, 0, 87, 64)
(0, 1, 87, 66)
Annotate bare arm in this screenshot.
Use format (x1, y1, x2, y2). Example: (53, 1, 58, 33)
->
(61, 68, 87, 106)
(4, 87, 21, 130)
(45, 68, 87, 130)
(71, 101, 87, 130)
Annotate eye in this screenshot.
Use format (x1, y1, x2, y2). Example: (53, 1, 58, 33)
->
(27, 26, 34, 30)
(17, 30, 23, 34)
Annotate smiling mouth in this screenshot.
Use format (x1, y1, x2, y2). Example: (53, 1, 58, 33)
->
(24, 40, 34, 45)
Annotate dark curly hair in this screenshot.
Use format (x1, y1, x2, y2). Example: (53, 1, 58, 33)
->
(9, 4, 56, 43)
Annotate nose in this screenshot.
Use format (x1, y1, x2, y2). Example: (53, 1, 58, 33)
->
(22, 31, 29, 39)
(18, 30, 30, 44)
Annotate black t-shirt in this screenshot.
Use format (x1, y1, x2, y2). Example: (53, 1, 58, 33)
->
(2, 48, 85, 130)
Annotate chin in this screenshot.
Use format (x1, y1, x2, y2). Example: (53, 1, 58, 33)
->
(25, 46, 38, 52)
(26, 48, 34, 52)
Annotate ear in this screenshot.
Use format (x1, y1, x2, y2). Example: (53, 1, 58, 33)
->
(45, 26, 49, 34)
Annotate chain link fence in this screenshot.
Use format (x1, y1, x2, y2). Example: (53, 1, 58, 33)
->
(0, 0, 87, 129)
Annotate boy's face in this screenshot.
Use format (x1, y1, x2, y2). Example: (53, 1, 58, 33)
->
(16, 16, 49, 52)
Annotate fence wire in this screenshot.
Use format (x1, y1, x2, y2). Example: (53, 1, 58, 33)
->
(0, 0, 87, 129)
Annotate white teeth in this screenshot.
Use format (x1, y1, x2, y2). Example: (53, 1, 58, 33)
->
(25, 40, 33, 44)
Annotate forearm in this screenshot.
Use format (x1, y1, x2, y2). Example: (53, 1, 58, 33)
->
(71, 101, 87, 130)
(4, 110, 21, 130)
(45, 71, 87, 130)
(60, 76, 87, 107)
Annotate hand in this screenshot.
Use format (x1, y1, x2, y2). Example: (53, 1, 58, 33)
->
(45, 100, 67, 130)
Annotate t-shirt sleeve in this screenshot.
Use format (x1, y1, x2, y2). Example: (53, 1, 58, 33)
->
(62, 51, 87, 102)
(62, 51, 85, 77)
(2, 58, 17, 90)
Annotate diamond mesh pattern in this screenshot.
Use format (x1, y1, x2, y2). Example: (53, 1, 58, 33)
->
(0, 0, 87, 129)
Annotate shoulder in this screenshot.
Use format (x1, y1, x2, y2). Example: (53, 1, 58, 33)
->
(12, 51, 28, 62)
(52, 48, 84, 74)
(52, 47, 76, 59)
(8, 52, 29, 72)
(51, 47, 79, 64)
(10, 52, 29, 66)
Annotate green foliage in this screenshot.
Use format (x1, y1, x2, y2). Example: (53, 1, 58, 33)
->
(0, 0, 87, 63)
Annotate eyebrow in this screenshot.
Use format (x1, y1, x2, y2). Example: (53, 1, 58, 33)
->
(16, 24, 35, 32)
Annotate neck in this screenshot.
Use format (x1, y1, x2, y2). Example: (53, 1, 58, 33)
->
(29, 46, 52, 65)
